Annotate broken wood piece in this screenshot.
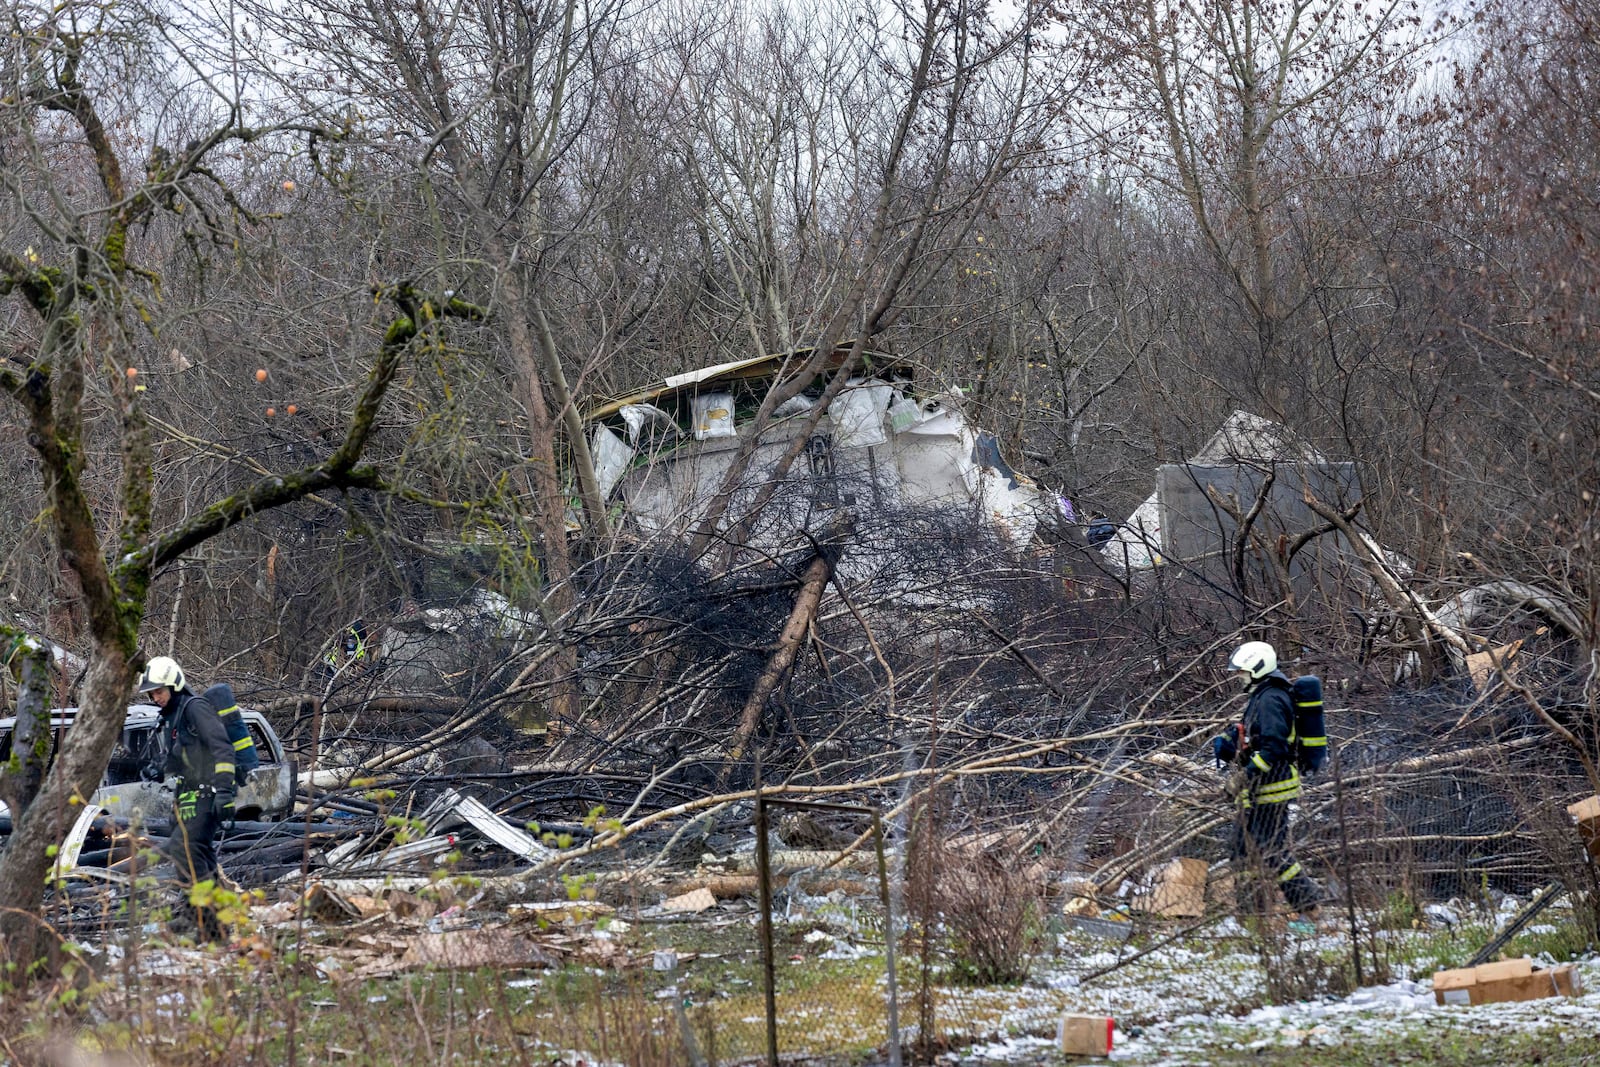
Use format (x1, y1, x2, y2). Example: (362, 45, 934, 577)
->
(508, 900, 615, 925)
(1568, 795, 1600, 861)
(662, 887, 717, 913)
(667, 872, 868, 900)
(729, 848, 876, 874)
(397, 929, 555, 971)
(303, 882, 363, 923)
(668, 874, 761, 900)
(1465, 640, 1523, 694)
(728, 541, 841, 761)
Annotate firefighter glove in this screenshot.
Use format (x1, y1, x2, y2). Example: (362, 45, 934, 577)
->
(1220, 771, 1248, 803)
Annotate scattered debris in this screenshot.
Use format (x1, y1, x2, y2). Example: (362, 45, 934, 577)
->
(662, 887, 718, 914)
(303, 882, 364, 923)
(426, 788, 552, 863)
(584, 351, 1047, 556)
(1100, 410, 1352, 572)
(508, 900, 614, 925)
(397, 929, 554, 972)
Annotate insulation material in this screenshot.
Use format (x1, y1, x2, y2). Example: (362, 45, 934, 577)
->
(618, 402, 676, 444)
(888, 394, 922, 433)
(978, 467, 1040, 552)
(590, 424, 635, 503)
(827, 378, 893, 448)
(691, 392, 736, 440)
(773, 394, 814, 418)
(1101, 492, 1164, 569)
(894, 420, 979, 505)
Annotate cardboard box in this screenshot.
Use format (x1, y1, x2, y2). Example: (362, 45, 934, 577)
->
(1477, 966, 1582, 1004)
(1474, 958, 1534, 983)
(1057, 1014, 1113, 1056)
(1569, 795, 1600, 862)
(1433, 959, 1581, 1005)
(1142, 857, 1208, 918)
(1465, 640, 1522, 693)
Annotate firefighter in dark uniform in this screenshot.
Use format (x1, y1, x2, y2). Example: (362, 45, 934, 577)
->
(1213, 641, 1321, 917)
(137, 656, 236, 887)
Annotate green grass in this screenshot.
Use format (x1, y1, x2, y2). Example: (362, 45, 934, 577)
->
(7, 905, 1594, 1067)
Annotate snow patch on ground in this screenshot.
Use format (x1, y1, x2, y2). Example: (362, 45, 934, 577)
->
(948, 931, 1600, 1065)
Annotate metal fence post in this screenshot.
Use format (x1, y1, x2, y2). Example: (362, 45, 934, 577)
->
(755, 790, 779, 1067)
(873, 810, 902, 1067)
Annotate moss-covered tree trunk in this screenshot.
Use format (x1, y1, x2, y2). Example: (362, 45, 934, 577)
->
(0, 633, 53, 820)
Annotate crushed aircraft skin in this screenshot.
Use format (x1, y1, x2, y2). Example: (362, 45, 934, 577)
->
(584, 352, 1052, 557)
(1101, 409, 1345, 570)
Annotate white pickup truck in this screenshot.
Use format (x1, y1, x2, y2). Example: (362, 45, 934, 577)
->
(0, 702, 296, 828)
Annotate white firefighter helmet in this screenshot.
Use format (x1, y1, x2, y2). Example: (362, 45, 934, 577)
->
(137, 655, 186, 694)
(1228, 641, 1277, 682)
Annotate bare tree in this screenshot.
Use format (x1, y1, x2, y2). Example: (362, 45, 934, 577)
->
(651, 0, 1052, 555)
(0, 0, 482, 966)
(1079, 0, 1450, 422)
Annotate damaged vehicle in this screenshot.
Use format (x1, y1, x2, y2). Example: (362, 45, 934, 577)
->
(0, 703, 295, 829)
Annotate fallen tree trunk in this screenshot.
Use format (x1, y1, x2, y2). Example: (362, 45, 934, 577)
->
(728, 533, 849, 761)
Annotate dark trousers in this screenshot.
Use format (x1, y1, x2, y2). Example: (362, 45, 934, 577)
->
(161, 788, 223, 885)
(1231, 801, 1320, 913)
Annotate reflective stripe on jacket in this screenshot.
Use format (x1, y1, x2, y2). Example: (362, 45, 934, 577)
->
(1238, 671, 1299, 807)
(159, 689, 237, 795)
